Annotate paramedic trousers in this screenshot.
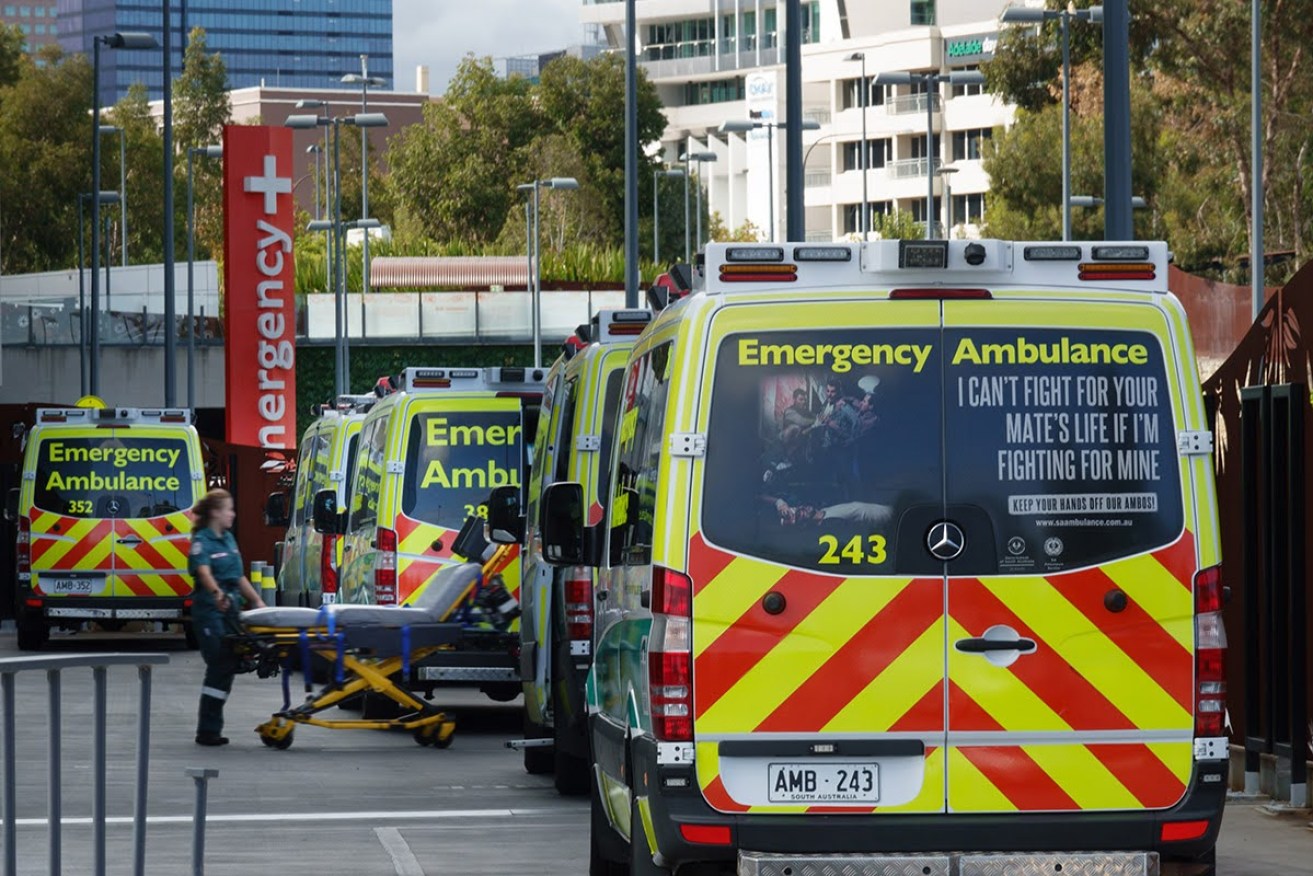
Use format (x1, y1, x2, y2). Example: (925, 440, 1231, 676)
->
(194, 591, 241, 736)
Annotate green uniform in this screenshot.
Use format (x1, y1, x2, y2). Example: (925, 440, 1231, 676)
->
(190, 526, 246, 738)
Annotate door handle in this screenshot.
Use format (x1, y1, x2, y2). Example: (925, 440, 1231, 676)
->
(955, 637, 1037, 654)
(117, 536, 143, 547)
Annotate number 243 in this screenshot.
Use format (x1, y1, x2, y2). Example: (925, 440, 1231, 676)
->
(818, 534, 887, 565)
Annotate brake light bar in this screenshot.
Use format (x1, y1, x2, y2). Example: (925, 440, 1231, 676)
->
(649, 566, 694, 741)
(890, 288, 992, 300)
(321, 534, 340, 596)
(1193, 565, 1227, 738)
(375, 527, 398, 605)
(564, 568, 594, 650)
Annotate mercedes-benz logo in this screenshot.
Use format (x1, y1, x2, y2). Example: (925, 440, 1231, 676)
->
(106, 500, 120, 517)
(927, 521, 966, 561)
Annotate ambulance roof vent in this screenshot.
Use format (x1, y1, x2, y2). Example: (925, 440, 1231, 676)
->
(397, 367, 547, 395)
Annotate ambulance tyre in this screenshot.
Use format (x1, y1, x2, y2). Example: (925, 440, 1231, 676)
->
(552, 651, 590, 796)
(588, 772, 628, 876)
(16, 616, 47, 652)
(1162, 846, 1216, 876)
(523, 717, 553, 775)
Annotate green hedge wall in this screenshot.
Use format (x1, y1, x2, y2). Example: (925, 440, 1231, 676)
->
(295, 344, 535, 440)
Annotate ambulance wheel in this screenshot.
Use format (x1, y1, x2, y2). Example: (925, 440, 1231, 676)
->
(589, 775, 628, 876)
(1162, 846, 1216, 876)
(628, 793, 671, 876)
(16, 616, 48, 652)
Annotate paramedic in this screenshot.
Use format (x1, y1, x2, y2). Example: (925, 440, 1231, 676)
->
(190, 488, 265, 746)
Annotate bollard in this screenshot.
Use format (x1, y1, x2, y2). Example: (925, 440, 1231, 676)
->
(260, 562, 276, 607)
(186, 767, 219, 876)
(248, 562, 263, 597)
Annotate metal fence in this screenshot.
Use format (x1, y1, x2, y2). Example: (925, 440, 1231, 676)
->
(0, 653, 169, 876)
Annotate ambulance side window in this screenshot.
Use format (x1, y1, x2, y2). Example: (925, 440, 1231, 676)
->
(350, 417, 385, 533)
(525, 382, 556, 538)
(291, 433, 318, 527)
(554, 378, 579, 483)
(610, 343, 673, 567)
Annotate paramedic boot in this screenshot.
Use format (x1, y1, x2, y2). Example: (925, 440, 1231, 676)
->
(195, 687, 230, 746)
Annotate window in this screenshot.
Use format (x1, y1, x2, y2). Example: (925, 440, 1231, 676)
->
(402, 410, 524, 528)
(595, 369, 625, 511)
(910, 197, 942, 223)
(842, 201, 892, 234)
(32, 435, 194, 519)
(290, 431, 320, 527)
(842, 138, 890, 172)
(841, 76, 887, 111)
(349, 418, 386, 533)
(554, 378, 580, 483)
(683, 77, 745, 106)
(910, 134, 942, 160)
(801, 0, 821, 44)
(609, 343, 673, 567)
(951, 192, 987, 225)
(951, 66, 985, 97)
(911, 0, 935, 26)
(702, 328, 942, 574)
(952, 128, 993, 162)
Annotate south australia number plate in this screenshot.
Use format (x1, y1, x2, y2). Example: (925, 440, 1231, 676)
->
(767, 762, 879, 804)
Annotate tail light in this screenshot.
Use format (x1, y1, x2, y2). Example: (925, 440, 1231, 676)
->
(649, 566, 693, 742)
(321, 534, 340, 597)
(1193, 566, 1227, 737)
(375, 527, 397, 605)
(564, 567, 594, 651)
(16, 517, 30, 577)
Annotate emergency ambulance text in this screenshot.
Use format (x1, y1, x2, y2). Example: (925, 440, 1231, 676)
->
(737, 338, 932, 373)
(43, 441, 182, 470)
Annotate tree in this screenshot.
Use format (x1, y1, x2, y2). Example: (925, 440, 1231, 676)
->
(537, 54, 667, 246)
(0, 24, 25, 93)
(107, 84, 166, 264)
(388, 56, 543, 245)
(0, 46, 92, 274)
(173, 28, 232, 260)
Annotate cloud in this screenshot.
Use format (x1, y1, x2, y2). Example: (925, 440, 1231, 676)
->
(394, 0, 585, 94)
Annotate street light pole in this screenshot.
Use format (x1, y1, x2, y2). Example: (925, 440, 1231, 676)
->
(846, 53, 869, 238)
(681, 152, 717, 253)
(162, 1, 178, 406)
(342, 59, 386, 300)
(719, 119, 818, 242)
(682, 148, 691, 263)
(532, 180, 541, 366)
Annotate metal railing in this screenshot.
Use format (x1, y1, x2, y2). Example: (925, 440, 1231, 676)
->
(0, 653, 169, 876)
(888, 157, 942, 179)
(3, 302, 224, 347)
(888, 93, 941, 115)
(804, 171, 832, 188)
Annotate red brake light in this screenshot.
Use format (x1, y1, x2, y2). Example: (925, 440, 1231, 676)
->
(889, 288, 992, 300)
(564, 567, 593, 645)
(652, 566, 692, 617)
(375, 527, 398, 605)
(321, 534, 340, 595)
(1193, 565, 1226, 738)
(649, 565, 694, 741)
(679, 824, 732, 845)
(16, 516, 30, 575)
(1160, 820, 1210, 842)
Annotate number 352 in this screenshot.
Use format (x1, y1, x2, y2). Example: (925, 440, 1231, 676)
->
(818, 534, 887, 565)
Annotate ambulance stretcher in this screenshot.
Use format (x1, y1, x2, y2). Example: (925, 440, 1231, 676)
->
(230, 534, 520, 751)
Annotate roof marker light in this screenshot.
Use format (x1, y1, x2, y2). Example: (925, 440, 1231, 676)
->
(793, 246, 852, 262)
(725, 246, 785, 263)
(1024, 245, 1082, 261)
(1092, 245, 1150, 261)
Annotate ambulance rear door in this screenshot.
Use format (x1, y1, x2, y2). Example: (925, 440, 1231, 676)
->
(691, 298, 950, 815)
(941, 297, 1198, 815)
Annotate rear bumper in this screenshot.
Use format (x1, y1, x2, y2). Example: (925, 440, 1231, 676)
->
(629, 734, 1227, 870)
(739, 851, 1160, 875)
(410, 632, 519, 686)
(24, 596, 192, 622)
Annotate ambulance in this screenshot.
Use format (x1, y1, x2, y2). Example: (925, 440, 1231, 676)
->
(269, 395, 374, 608)
(504, 309, 652, 792)
(331, 366, 544, 699)
(537, 241, 1226, 876)
(9, 405, 205, 650)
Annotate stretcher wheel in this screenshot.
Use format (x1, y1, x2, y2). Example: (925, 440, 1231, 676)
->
(413, 727, 435, 747)
(433, 722, 456, 749)
(272, 728, 294, 750)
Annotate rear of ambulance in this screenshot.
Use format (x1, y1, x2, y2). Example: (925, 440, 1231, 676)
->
(630, 242, 1224, 876)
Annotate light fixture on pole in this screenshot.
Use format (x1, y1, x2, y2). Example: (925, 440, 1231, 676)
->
(1000, 4, 1103, 242)
(652, 168, 684, 263)
(186, 144, 222, 411)
(90, 31, 156, 398)
(1070, 195, 1147, 209)
(874, 69, 985, 240)
(518, 177, 580, 367)
(98, 125, 127, 266)
(718, 118, 820, 241)
(342, 58, 387, 304)
(680, 151, 717, 257)
(845, 52, 870, 239)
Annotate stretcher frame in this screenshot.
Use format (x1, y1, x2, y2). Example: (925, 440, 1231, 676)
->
(232, 542, 520, 751)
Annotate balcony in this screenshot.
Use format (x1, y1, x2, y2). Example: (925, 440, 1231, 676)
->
(888, 93, 941, 115)
(641, 46, 781, 81)
(888, 157, 942, 179)
(805, 171, 832, 188)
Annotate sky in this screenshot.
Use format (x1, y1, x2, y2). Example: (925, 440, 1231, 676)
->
(393, 0, 586, 95)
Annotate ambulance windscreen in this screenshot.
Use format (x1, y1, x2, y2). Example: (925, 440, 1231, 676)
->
(702, 329, 942, 574)
(33, 436, 193, 519)
(401, 411, 523, 529)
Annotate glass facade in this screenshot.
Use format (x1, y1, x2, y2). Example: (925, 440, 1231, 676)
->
(0, 4, 58, 53)
(58, 1, 393, 105)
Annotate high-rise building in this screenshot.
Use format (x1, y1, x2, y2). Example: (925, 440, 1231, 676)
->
(0, 4, 60, 54)
(582, 0, 1014, 243)
(58, 1, 393, 106)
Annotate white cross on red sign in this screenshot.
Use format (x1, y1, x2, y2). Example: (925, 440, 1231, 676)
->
(243, 154, 291, 215)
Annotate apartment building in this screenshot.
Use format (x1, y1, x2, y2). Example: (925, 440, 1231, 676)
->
(1, 3, 59, 54)
(581, 0, 1017, 242)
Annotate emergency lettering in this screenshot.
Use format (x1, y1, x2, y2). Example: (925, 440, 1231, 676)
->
(738, 338, 933, 374)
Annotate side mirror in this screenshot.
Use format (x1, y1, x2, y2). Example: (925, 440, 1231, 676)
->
(311, 489, 339, 535)
(4, 487, 18, 524)
(264, 491, 290, 528)
(541, 482, 584, 566)
(486, 485, 524, 545)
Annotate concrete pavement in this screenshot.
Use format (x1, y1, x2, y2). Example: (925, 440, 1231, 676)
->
(0, 628, 1308, 874)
